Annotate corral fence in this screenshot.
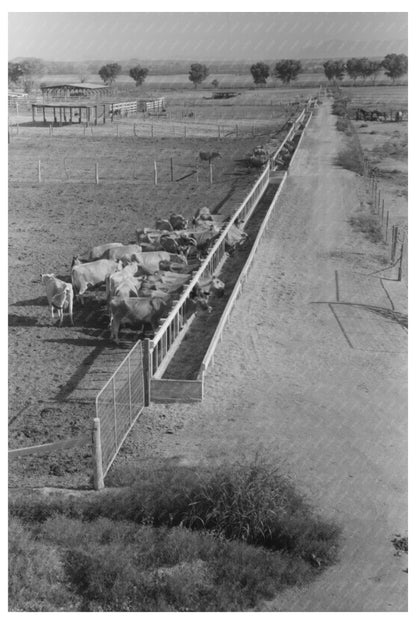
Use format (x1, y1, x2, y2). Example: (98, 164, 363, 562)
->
(94, 340, 145, 489)
(365, 166, 408, 280)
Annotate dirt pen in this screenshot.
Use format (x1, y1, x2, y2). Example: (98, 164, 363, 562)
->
(8, 90, 315, 489)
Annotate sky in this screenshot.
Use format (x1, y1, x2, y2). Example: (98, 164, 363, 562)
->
(8, 6, 408, 62)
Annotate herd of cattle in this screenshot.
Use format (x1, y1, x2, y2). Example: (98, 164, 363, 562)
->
(248, 139, 298, 170)
(41, 206, 248, 344)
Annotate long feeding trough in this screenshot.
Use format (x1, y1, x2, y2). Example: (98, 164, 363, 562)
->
(145, 104, 315, 402)
(148, 172, 288, 403)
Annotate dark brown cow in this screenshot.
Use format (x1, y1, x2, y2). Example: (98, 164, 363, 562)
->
(198, 151, 221, 164)
(110, 295, 170, 343)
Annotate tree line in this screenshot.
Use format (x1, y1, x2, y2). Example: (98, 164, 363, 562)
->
(248, 54, 407, 86)
(8, 53, 408, 93)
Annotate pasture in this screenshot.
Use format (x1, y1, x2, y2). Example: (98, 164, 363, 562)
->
(8, 88, 298, 488)
(341, 85, 408, 113)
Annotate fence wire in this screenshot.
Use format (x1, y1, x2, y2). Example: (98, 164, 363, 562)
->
(96, 340, 144, 477)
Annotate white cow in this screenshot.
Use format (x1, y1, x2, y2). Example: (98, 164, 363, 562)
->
(71, 259, 122, 304)
(41, 274, 74, 326)
(105, 262, 142, 301)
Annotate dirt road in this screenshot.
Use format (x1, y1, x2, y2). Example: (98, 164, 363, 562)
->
(114, 100, 408, 611)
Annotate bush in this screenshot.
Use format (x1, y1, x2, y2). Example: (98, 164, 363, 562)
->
(336, 147, 364, 175)
(349, 214, 384, 243)
(336, 117, 352, 135)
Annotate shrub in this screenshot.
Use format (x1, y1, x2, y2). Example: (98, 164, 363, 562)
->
(336, 117, 352, 135)
(336, 147, 364, 175)
(349, 214, 384, 243)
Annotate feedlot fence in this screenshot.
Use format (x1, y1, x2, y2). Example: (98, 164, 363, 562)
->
(94, 340, 145, 489)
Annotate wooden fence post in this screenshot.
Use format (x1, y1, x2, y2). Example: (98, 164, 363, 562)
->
(184, 124, 187, 139)
(151, 124, 154, 138)
(391, 225, 398, 262)
(209, 163, 213, 186)
(153, 161, 158, 186)
(38, 160, 42, 184)
(93, 418, 105, 491)
(95, 162, 99, 185)
(196, 165, 199, 184)
(381, 198, 384, 223)
(398, 241, 405, 281)
(170, 157, 174, 182)
(133, 123, 136, 137)
(385, 210, 389, 242)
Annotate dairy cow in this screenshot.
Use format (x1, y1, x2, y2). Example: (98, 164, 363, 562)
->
(41, 274, 74, 326)
(71, 258, 122, 304)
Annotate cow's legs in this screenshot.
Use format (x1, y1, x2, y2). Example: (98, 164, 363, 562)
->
(50, 305, 55, 320)
(68, 294, 74, 326)
(111, 318, 120, 344)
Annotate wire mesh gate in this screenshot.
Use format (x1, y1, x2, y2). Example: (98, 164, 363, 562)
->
(94, 340, 145, 489)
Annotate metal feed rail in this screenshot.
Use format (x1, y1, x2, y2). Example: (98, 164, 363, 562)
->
(270, 104, 309, 165)
(149, 162, 272, 377)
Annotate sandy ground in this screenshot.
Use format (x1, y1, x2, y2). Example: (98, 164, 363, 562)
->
(111, 100, 408, 611)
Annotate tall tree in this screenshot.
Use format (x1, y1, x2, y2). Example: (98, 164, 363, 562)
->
(345, 58, 362, 85)
(129, 65, 149, 86)
(367, 60, 383, 85)
(98, 63, 122, 85)
(382, 53, 408, 83)
(250, 62, 270, 86)
(273, 59, 302, 85)
(188, 63, 209, 88)
(323, 60, 345, 83)
(8, 62, 23, 85)
(19, 58, 45, 94)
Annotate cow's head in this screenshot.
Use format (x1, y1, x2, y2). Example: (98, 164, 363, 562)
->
(211, 277, 225, 297)
(40, 273, 54, 284)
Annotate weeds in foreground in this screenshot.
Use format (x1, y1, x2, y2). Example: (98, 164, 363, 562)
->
(9, 456, 341, 611)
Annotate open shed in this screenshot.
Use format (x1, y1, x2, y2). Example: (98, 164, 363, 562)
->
(41, 82, 112, 99)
